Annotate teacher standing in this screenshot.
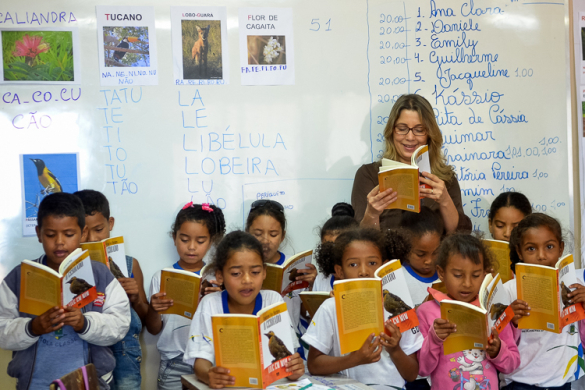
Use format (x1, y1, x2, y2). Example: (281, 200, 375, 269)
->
(351, 94, 471, 233)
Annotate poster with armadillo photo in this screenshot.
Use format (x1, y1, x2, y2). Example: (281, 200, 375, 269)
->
(171, 7, 229, 85)
(95, 6, 158, 86)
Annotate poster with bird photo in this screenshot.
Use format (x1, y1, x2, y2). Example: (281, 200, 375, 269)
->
(0, 28, 81, 84)
(170, 7, 229, 85)
(20, 153, 79, 237)
(95, 6, 158, 86)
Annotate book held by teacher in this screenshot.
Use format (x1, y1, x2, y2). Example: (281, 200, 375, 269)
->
(378, 145, 430, 213)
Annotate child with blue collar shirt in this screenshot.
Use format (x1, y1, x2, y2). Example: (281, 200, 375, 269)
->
(0, 193, 130, 390)
(75, 189, 148, 390)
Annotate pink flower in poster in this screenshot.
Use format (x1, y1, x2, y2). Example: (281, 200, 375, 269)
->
(12, 35, 50, 59)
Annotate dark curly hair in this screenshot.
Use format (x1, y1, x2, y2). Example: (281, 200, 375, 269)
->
(212, 231, 265, 272)
(488, 192, 532, 221)
(320, 202, 359, 241)
(436, 233, 494, 273)
(171, 203, 226, 244)
(400, 206, 444, 239)
(509, 213, 563, 273)
(315, 228, 411, 277)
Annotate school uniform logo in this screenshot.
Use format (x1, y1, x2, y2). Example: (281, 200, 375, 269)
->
(94, 292, 105, 307)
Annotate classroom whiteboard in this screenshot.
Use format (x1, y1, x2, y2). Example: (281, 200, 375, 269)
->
(0, 0, 572, 388)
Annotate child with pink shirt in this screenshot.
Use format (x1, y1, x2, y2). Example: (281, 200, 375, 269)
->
(416, 234, 520, 390)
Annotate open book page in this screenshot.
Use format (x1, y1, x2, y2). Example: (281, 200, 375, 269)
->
(483, 239, 514, 283)
(334, 279, 384, 354)
(263, 265, 284, 293)
(516, 263, 559, 332)
(481, 274, 513, 334)
(413, 145, 431, 193)
(212, 314, 263, 388)
(60, 250, 97, 309)
(159, 268, 201, 319)
(104, 236, 129, 278)
(20, 260, 62, 315)
(299, 292, 330, 318)
(375, 260, 419, 332)
(378, 168, 420, 212)
(281, 250, 313, 295)
(441, 300, 488, 355)
(259, 302, 294, 385)
(557, 255, 585, 328)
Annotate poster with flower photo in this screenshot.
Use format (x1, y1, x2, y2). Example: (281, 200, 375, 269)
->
(239, 8, 294, 85)
(0, 28, 81, 84)
(96, 6, 158, 86)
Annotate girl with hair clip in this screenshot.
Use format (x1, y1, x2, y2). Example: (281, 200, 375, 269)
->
(417, 234, 520, 390)
(488, 192, 532, 242)
(313, 202, 359, 293)
(184, 231, 305, 389)
(245, 199, 317, 359)
(351, 94, 471, 234)
(501, 213, 585, 390)
(145, 202, 226, 390)
(303, 228, 420, 390)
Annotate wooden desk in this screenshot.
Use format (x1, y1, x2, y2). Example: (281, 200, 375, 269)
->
(181, 374, 374, 390)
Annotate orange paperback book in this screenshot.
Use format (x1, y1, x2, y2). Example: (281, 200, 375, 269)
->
(483, 239, 514, 284)
(377, 145, 430, 213)
(262, 249, 313, 295)
(516, 254, 585, 333)
(212, 301, 295, 388)
(81, 236, 129, 278)
(441, 273, 513, 355)
(299, 291, 330, 318)
(20, 248, 97, 316)
(159, 268, 202, 319)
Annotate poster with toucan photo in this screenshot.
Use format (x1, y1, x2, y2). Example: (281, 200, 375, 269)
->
(95, 6, 158, 86)
(20, 153, 79, 236)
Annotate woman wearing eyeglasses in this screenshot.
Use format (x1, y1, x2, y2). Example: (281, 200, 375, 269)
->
(351, 94, 471, 234)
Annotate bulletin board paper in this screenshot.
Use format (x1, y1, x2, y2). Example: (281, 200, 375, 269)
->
(239, 8, 294, 85)
(96, 6, 158, 86)
(171, 7, 229, 86)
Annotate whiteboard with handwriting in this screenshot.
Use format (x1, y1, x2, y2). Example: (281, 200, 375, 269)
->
(0, 0, 572, 387)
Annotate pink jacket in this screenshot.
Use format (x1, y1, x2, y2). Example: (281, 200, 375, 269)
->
(417, 289, 520, 390)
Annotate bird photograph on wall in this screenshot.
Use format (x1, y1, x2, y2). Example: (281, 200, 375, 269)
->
(103, 26, 149, 67)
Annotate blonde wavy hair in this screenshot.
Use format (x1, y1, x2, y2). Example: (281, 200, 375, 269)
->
(382, 94, 454, 182)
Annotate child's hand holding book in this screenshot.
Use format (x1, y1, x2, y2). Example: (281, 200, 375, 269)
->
(350, 333, 383, 366)
(433, 318, 456, 340)
(284, 352, 305, 380)
(30, 306, 65, 336)
(568, 283, 585, 305)
(380, 321, 402, 352)
(150, 292, 173, 312)
(208, 366, 235, 389)
(510, 299, 530, 327)
(485, 327, 501, 358)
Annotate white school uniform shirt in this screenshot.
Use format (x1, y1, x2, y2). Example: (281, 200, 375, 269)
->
(302, 298, 423, 390)
(312, 273, 334, 293)
(500, 278, 584, 387)
(183, 290, 299, 367)
(149, 267, 197, 361)
(402, 265, 438, 306)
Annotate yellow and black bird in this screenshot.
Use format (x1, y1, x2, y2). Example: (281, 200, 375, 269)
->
(264, 331, 292, 363)
(67, 277, 93, 295)
(108, 257, 125, 279)
(383, 289, 411, 318)
(30, 158, 62, 195)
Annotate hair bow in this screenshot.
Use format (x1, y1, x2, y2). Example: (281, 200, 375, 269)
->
(182, 201, 194, 210)
(202, 203, 213, 213)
